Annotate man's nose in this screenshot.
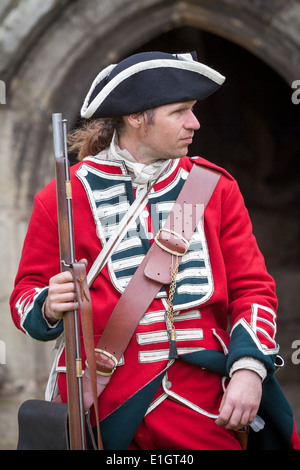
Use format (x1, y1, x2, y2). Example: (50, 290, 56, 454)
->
(186, 111, 200, 130)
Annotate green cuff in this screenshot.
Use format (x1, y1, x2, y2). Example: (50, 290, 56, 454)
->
(227, 323, 277, 380)
(23, 288, 64, 341)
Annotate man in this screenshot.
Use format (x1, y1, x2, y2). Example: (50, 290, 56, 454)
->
(10, 51, 300, 450)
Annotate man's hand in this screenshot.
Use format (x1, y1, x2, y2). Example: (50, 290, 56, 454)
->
(44, 270, 79, 325)
(44, 259, 88, 325)
(215, 369, 262, 430)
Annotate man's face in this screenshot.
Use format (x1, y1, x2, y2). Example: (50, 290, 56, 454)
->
(136, 101, 200, 163)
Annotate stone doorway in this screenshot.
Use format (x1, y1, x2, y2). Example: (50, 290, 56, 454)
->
(0, 0, 299, 448)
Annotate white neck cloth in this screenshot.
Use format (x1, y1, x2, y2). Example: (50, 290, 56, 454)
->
(109, 131, 169, 185)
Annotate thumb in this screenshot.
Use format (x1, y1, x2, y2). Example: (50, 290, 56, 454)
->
(78, 258, 88, 267)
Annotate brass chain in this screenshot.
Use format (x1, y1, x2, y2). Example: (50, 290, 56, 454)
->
(166, 255, 179, 340)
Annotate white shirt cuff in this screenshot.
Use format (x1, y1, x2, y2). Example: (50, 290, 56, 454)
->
(229, 357, 267, 381)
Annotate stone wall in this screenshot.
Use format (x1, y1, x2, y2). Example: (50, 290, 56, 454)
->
(0, 0, 299, 445)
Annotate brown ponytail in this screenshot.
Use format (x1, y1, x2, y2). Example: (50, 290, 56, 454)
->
(67, 117, 124, 161)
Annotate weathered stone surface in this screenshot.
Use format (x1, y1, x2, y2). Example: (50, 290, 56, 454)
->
(0, 0, 299, 449)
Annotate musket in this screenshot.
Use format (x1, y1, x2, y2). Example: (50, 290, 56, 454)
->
(52, 113, 87, 449)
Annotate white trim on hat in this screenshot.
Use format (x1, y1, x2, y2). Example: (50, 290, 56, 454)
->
(81, 58, 225, 119)
(81, 63, 116, 117)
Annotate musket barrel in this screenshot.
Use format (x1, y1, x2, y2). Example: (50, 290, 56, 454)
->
(52, 113, 65, 160)
(52, 113, 87, 450)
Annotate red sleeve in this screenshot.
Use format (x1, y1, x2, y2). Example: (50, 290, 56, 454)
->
(219, 179, 278, 373)
(9, 188, 63, 339)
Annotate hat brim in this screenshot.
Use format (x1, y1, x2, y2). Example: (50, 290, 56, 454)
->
(81, 56, 225, 119)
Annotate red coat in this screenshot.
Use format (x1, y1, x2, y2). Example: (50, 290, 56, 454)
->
(10, 156, 279, 427)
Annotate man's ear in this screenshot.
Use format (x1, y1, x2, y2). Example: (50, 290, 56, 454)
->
(126, 112, 144, 129)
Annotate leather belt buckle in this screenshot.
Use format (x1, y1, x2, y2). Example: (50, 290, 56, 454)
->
(154, 228, 189, 257)
(95, 349, 118, 377)
(86, 349, 118, 377)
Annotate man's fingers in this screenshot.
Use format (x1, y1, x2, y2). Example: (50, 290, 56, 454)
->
(216, 401, 259, 430)
(45, 271, 79, 323)
(49, 270, 74, 285)
(49, 281, 76, 295)
(215, 397, 232, 427)
(216, 406, 246, 430)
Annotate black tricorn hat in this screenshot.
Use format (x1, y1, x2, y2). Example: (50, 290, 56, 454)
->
(81, 51, 225, 119)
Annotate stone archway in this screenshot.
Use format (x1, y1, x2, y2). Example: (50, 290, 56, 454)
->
(2, 0, 299, 207)
(0, 0, 299, 443)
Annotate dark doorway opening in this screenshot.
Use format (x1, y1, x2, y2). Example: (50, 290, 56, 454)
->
(133, 26, 300, 268)
(134, 27, 299, 205)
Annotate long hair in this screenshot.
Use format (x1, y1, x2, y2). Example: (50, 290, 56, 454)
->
(67, 117, 124, 161)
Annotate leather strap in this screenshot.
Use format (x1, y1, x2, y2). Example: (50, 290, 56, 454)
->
(82, 163, 221, 410)
(72, 262, 103, 449)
